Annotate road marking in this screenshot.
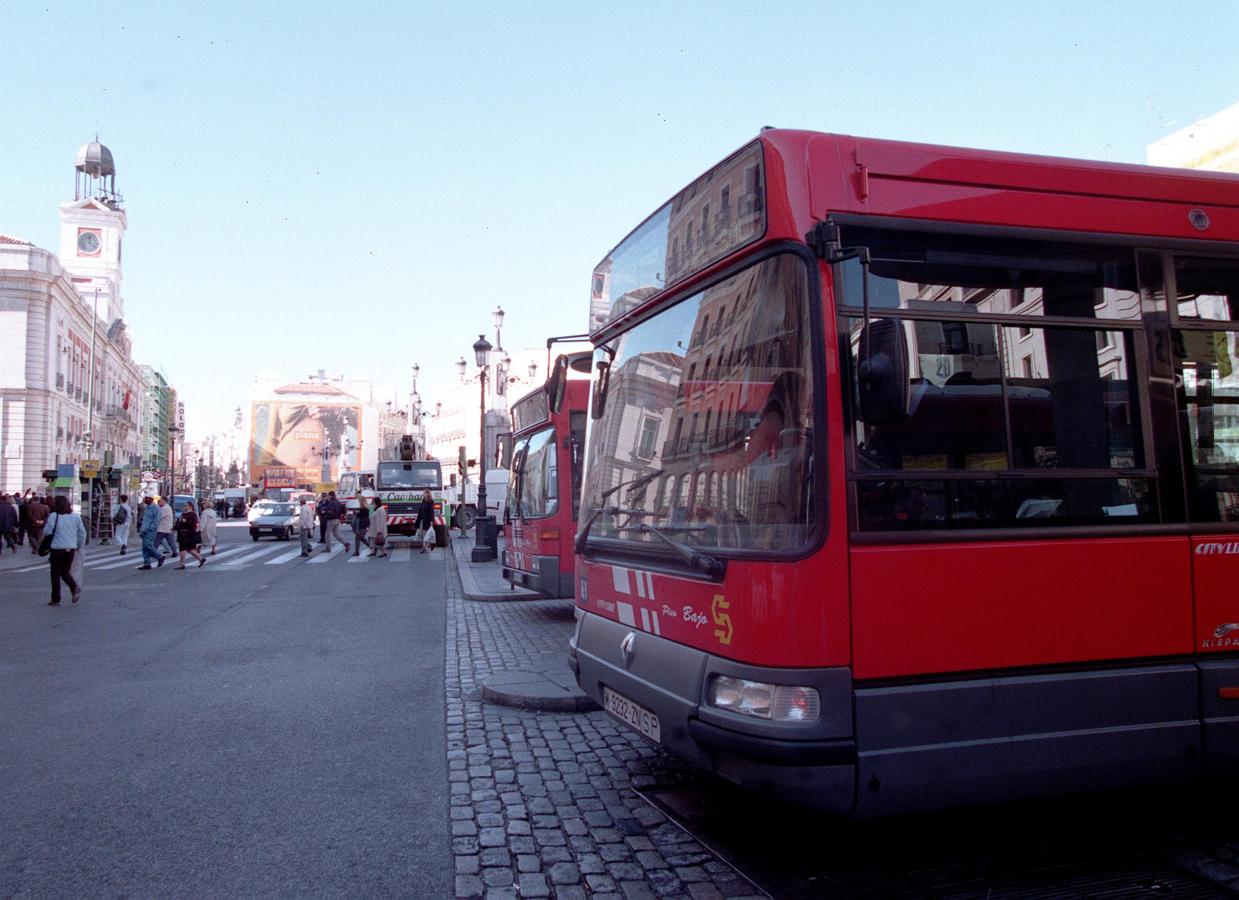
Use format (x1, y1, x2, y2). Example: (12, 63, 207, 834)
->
(209, 544, 284, 569)
(6, 546, 111, 574)
(265, 548, 305, 565)
(346, 553, 372, 563)
(92, 543, 253, 571)
(388, 547, 411, 562)
(307, 544, 346, 564)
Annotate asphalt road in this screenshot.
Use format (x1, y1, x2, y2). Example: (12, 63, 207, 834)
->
(0, 522, 450, 897)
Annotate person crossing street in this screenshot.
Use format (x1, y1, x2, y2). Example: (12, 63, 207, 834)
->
(137, 496, 161, 570)
(298, 497, 316, 557)
(369, 497, 388, 558)
(155, 497, 176, 564)
(174, 500, 206, 569)
(352, 497, 371, 556)
(199, 500, 218, 555)
(44, 495, 86, 605)
(413, 489, 437, 554)
(112, 493, 132, 555)
(322, 490, 348, 553)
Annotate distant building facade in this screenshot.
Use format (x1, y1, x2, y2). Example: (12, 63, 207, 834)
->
(1148, 101, 1239, 173)
(0, 146, 154, 494)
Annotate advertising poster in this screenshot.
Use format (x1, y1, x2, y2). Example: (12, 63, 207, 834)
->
(249, 401, 362, 486)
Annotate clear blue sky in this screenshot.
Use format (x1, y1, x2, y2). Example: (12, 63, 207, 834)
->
(4, 0, 1237, 441)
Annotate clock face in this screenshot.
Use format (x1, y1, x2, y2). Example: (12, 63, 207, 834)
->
(77, 230, 101, 255)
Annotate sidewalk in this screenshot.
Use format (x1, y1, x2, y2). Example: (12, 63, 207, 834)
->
(442, 536, 758, 898)
(449, 530, 541, 603)
(449, 532, 595, 713)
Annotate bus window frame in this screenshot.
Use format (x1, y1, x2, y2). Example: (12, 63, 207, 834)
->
(828, 216, 1239, 542)
(513, 425, 559, 521)
(579, 241, 830, 571)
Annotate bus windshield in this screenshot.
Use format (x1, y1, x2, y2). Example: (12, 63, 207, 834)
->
(580, 252, 815, 554)
(376, 461, 441, 490)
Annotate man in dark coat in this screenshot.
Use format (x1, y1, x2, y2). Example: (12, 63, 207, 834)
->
(26, 495, 49, 554)
(0, 494, 18, 552)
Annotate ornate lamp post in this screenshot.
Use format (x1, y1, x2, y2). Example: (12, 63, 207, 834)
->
(471, 333, 496, 561)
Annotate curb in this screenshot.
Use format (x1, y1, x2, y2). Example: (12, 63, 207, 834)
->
(480, 668, 599, 713)
(448, 532, 543, 602)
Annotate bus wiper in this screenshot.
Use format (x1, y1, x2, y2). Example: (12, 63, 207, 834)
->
(601, 470, 659, 502)
(574, 472, 662, 555)
(637, 522, 725, 579)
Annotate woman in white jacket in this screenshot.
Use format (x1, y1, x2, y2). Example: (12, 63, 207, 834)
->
(199, 501, 218, 555)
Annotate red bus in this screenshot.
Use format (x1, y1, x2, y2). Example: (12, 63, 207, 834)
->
(570, 129, 1239, 816)
(502, 367, 588, 597)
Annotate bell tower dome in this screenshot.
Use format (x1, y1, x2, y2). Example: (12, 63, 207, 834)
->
(59, 137, 128, 323)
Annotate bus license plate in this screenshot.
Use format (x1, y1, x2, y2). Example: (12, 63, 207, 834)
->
(603, 686, 661, 743)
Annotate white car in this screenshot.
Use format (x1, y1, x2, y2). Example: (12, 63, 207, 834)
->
(247, 502, 301, 541)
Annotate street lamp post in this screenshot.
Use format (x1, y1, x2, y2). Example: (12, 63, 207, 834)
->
(471, 333, 496, 562)
(168, 424, 180, 499)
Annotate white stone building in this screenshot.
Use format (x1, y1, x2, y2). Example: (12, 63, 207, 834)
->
(1147, 101, 1239, 173)
(0, 141, 147, 494)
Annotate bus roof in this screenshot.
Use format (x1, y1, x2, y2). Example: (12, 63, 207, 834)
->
(591, 128, 1239, 340)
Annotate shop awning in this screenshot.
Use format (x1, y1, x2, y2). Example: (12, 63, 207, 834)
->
(51, 476, 78, 488)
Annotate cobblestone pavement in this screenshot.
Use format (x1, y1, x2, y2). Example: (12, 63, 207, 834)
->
(445, 565, 762, 899)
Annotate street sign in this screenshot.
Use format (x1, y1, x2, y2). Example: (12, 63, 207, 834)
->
(81, 459, 100, 478)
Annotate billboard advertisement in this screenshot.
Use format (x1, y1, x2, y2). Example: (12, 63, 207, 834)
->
(249, 401, 362, 487)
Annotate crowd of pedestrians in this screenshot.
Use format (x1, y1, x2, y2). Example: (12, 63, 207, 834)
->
(1, 491, 50, 554)
(10, 486, 422, 605)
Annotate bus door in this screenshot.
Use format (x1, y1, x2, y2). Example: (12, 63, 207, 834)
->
(1168, 253, 1239, 776)
(839, 233, 1198, 813)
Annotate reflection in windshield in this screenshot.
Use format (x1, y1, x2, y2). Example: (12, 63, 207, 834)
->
(580, 253, 815, 555)
(376, 462, 441, 489)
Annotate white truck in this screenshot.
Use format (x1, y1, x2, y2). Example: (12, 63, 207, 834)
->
(441, 468, 509, 530)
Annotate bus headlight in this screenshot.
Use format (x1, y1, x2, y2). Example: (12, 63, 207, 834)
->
(706, 676, 820, 723)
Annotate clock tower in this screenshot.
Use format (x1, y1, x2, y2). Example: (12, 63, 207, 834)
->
(58, 139, 127, 324)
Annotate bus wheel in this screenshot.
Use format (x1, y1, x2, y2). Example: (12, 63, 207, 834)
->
(455, 505, 476, 530)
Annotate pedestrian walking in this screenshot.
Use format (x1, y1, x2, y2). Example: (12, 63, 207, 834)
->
(26, 494, 48, 555)
(413, 489, 437, 553)
(199, 501, 218, 555)
(44, 495, 86, 605)
(16, 492, 29, 546)
(323, 490, 348, 552)
(316, 493, 329, 544)
(298, 497, 316, 557)
(112, 493, 132, 555)
(174, 500, 206, 568)
(352, 496, 371, 556)
(0, 493, 18, 553)
(155, 497, 177, 563)
(137, 496, 161, 570)
(370, 496, 388, 558)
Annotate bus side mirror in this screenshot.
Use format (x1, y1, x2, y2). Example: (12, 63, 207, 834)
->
(856, 318, 910, 426)
(590, 360, 611, 420)
(498, 433, 513, 470)
(547, 355, 570, 414)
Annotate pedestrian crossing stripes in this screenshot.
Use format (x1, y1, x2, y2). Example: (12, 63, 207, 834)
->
(3, 539, 442, 576)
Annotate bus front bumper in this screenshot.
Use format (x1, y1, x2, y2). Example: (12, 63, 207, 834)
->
(570, 609, 856, 813)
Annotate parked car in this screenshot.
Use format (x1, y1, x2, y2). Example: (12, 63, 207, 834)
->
(247, 501, 301, 541)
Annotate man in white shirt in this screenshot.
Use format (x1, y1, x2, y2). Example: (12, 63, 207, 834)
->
(298, 497, 316, 557)
(155, 497, 176, 565)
